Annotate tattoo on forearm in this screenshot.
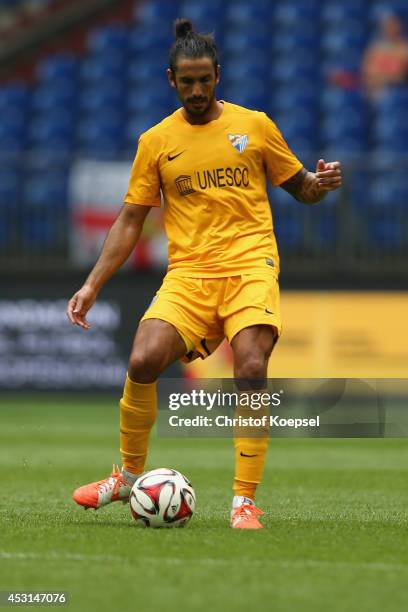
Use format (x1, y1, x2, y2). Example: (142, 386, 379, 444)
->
(280, 168, 325, 204)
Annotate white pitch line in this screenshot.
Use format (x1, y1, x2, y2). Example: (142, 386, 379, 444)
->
(0, 552, 121, 562)
(1, 552, 407, 572)
(151, 558, 408, 572)
(199, 559, 408, 572)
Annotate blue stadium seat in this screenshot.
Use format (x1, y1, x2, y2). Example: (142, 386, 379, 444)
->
(373, 114, 408, 140)
(0, 136, 26, 153)
(179, 0, 225, 24)
(0, 109, 27, 151)
(372, 110, 408, 151)
(274, 113, 318, 155)
(127, 64, 171, 91)
(87, 25, 129, 54)
(36, 54, 79, 82)
(223, 27, 270, 55)
(23, 173, 68, 208)
(374, 87, 408, 113)
(322, 28, 368, 57)
(32, 82, 77, 112)
(321, 114, 369, 152)
(275, 223, 305, 250)
(77, 110, 124, 154)
(78, 111, 124, 138)
(270, 195, 307, 249)
(368, 215, 405, 250)
(22, 215, 62, 250)
(0, 168, 20, 202)
(28, 140, 74, 156)
(373, 138, 408, 153)
(313, 206, 338, 248)
(321, 88, 366, 113)
(322, 0, 368, 22)
(321, 52, 363, 77)
(81, 54, 126, 82)
(275, 108, 318, 129)
(0, 165, 22, 247)
(126, 82, 174, 114)
(346, 163, 373, 210)
(0, 208, 10, 247)
(128, 58, 166, 82)
(0, 82, 30, 112)
(223, 78, 269, 111)
(126, 113, 164, 141)
(370, 1, 408, 25)
(271, 86, 318, 115)
(370, 178, 396, 208)
(225, 0, 271, 26)
(80, 84, 125, 113)
(21, 169, 69, 250)
(79, 142, 121, 159)
(273, 0, 320, 26)
(29, 110, 74, 145)
(135, 0, 182, 24)
(270, 186, 294, 207)
(223, 48, 269, 70)
(369, 152, 408, 208)
(270, 57, 317, 86)
(129, 25, 172, 53)
(223, 56, 269, 82)
(127, 102, 171, 122)
(270, 29, 320, 54)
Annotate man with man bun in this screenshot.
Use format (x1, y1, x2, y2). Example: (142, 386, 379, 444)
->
(68, 19, 342, 529)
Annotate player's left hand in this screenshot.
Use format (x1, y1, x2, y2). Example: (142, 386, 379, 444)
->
(315, 159, 342, 191)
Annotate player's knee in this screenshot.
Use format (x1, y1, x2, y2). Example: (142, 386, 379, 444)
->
(234, 355, 267, 381)
(128, 349, 164, 383)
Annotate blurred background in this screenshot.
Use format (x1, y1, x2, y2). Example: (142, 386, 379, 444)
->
(0, 0, 407, 391)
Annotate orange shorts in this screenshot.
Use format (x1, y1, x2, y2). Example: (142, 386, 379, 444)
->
(141, 269, 281, 361)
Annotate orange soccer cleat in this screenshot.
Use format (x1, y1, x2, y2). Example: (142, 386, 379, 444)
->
(72, 464, 132, 510)
(230, 502, 264, 529)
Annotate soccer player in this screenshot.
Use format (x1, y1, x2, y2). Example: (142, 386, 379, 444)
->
(67, 19, 342, 529)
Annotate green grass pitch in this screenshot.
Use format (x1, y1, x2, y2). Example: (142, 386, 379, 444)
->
(1, 396, 407, 612)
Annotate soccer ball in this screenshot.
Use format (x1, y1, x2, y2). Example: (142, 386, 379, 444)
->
(129, 468, 196, 528)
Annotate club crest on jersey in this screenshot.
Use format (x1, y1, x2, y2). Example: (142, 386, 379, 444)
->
(228, 134, 248, 153)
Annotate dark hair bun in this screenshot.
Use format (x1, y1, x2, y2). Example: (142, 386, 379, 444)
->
(175, 18, 193, 39)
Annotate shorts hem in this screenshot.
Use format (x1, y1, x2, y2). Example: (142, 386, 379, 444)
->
(227, 318, 282, 344)
(140, 313, 195, 353)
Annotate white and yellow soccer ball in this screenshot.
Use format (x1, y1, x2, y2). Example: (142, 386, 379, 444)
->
(129, 468, 196, 528)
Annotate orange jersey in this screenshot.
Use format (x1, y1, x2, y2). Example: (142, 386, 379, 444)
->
(124, 101, 302, 276)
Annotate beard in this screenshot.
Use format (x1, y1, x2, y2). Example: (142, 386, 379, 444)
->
(183, 95, 213, 117)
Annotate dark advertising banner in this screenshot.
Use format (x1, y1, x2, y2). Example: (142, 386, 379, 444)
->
(0, 272, 181, 391)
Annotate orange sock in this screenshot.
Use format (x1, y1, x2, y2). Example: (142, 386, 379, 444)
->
(119, 374, 157, 475)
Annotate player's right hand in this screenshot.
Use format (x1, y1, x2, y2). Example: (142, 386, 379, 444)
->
(67, 285, 98, 330)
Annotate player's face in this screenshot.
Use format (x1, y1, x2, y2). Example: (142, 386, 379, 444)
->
(168, 56, 220, 118)
(382, 15, 403, 40)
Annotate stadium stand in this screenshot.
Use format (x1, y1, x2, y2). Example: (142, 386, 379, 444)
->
(0, 0, 407, 270)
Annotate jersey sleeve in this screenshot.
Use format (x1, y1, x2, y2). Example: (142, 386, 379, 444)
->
(261, 113, 303, 187)
(124, 136, 161, 206)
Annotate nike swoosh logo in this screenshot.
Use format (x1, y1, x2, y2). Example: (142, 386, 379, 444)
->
(167, 151, 185, 161)
(240, 452, 258, 458)
(265, 309, 274, 315)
